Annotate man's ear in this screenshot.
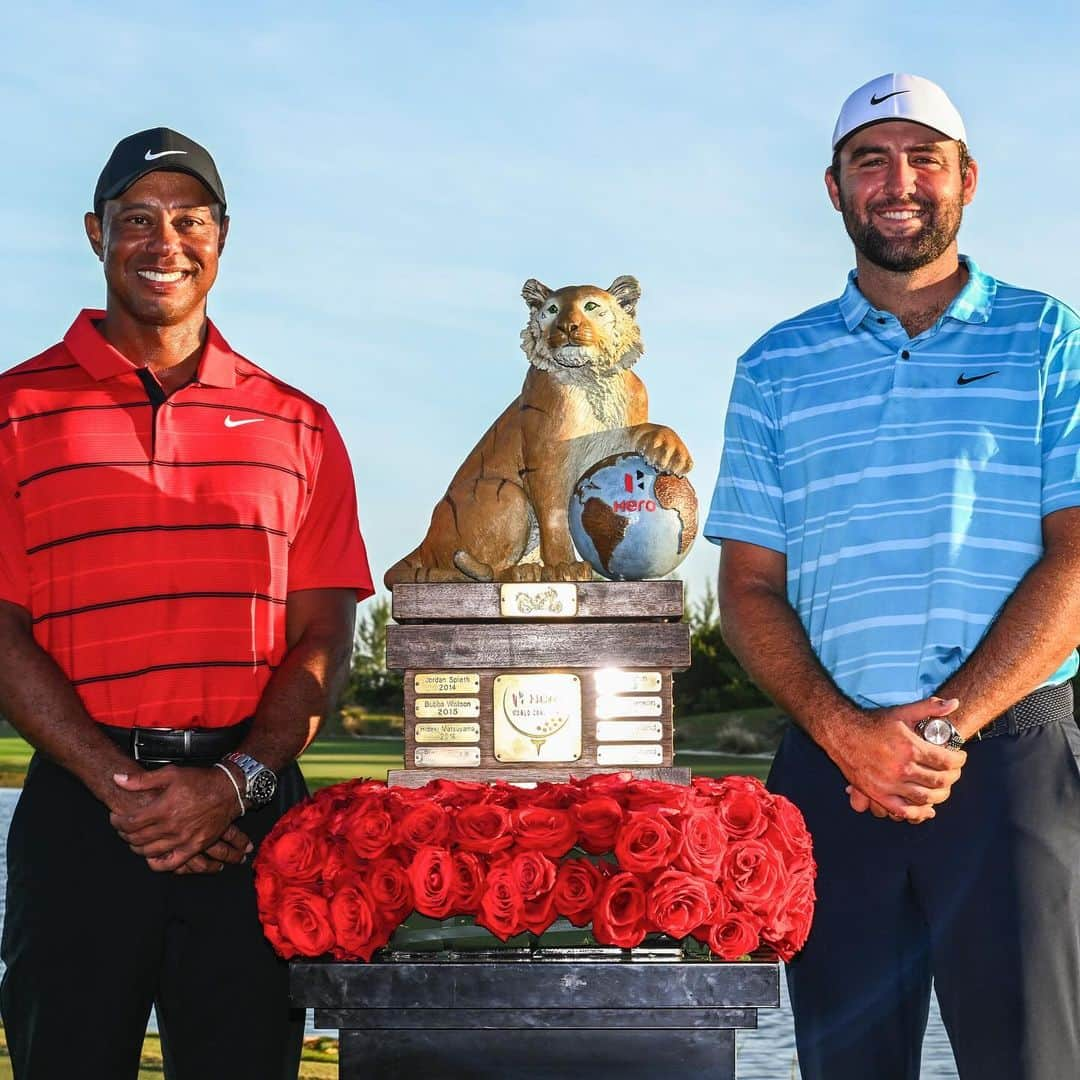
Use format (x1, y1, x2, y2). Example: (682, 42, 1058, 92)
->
(218, 213, 230, 255)
(961, 158, 978, 206)
(824, 167, 842, 212)
(84, 211, 104, 260)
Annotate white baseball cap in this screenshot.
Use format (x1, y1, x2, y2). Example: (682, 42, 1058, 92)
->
(832, 73, 967, 151)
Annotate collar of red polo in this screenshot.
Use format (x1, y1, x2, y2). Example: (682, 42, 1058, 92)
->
(63, 309, 238, 388)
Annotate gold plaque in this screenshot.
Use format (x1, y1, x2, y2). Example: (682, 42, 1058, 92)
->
(595, 695, 663, 719)
(594, 669, 662, 695)
(414, 673, 480, 695)
(414, 697, 481, 719)
(596, 720, 664, 742)
(415, 746, 481, 767)
(493, 673, 581, 762)
(415, 722, 481, 744)
(499, 583, 578, 618)
(596, 744, 664, 766)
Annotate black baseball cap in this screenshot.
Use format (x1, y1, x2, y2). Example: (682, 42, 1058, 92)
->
(93, 127, 227, 218)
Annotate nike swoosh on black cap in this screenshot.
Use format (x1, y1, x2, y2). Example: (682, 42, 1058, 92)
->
(93, 127, 227, 218)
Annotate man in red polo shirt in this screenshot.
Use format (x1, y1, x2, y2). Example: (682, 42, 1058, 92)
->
(0, 128, 373, 1079)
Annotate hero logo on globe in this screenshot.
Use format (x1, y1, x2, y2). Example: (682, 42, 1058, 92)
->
(568, 453, 699, 581)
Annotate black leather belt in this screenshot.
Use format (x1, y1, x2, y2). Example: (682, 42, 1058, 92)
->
(100, 719, 251, 766)
(975, 682, 1074, 739)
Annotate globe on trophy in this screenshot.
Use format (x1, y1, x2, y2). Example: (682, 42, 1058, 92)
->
(568, 452, 697, 580)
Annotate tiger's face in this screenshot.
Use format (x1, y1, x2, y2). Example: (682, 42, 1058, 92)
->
(520, 276, 644, 376)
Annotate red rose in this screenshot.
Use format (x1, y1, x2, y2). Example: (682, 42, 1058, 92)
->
(760, 869, 816, 961)
(625, 780, 691, 812)
(395, 801, 451, 850)
(573, 797, 625, 854)
(254, 865, 284, 923)
(366, 857, 413, 925)
(705, 908, 764, 961)
(646, 869, 720, 938)
(553, 859, 607, 926)
(720, 839, 788, 916)
(521, 889, 558, 935)
(593, 872, 649, 949)
(342, 798, 395, 860)
(321, 839, 362, 886)
(510, 850, 557, 901)
(426, 778, 494, 809)
(329, 880, 389, 962)
(407, 845, 455, 919)
(257, 827, 326, 884)
(615, 810, 681, 874)
(511, 806, 577, 858)
(527, 782, 583, 810)
(716, 787, 769, 841)
(476, 865, 525, 941)
(452, 803, 514, 855)
(674, 807, 728, 880)
(450, 851, 486, 913)
(275, 887, 335, 958)
(763, 795, 815, 870)
(574, 772, 633, 801)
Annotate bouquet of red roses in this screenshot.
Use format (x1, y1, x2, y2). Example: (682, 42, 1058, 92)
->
(255, 773, 815, 963)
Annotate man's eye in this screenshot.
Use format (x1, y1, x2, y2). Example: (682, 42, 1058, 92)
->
(584, 302, 598, 312)
(546, 305, 557, 315)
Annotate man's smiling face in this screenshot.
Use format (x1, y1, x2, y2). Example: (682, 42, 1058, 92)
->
(825, 120, 977, 273)
(85, 170, 228, 327)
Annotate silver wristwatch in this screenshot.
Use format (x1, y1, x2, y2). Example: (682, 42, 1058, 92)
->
(916, 717, 964, 751)
(222, 751, 278, 808)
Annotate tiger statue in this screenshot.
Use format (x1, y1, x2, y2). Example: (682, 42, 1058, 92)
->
(383, 275, 693, 586)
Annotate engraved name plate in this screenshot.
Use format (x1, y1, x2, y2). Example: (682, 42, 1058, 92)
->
(414, 673, 480, 695)
(595, 695, 664, 720)
(596, 744, 664, 766)
(414, 697, 481, 719)
(415, 746, 481, 768)
(415, 722, 481, 744)
(499, 583, 578, 618)
(493, 673, 581, 763)
(594, 669, 663, 695)
(596, 720, 664, 742)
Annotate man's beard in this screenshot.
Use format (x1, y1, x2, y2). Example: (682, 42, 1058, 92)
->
(840, 191, 964, 272)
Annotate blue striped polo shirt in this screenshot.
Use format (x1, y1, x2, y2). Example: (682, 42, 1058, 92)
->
(705, 256, 1080, 708)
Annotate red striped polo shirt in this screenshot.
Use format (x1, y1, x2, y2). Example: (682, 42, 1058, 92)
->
(0, 310, 373, 729)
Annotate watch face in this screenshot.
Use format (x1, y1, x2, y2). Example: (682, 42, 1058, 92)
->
(250, 769, 277, 805)
(921, 718, 953, 746)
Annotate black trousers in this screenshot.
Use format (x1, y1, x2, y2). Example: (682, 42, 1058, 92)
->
(1, 752, 308, 1080)
(769, 719, 1080, 1080)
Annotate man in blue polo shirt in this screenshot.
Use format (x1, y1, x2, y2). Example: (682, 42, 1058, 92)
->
(707, 73, 1080, 1079)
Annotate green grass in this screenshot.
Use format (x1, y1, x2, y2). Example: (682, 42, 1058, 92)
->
(0, 729, 772, 789)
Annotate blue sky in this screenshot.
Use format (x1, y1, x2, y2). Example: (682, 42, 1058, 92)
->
(5, 1, 1080, 603)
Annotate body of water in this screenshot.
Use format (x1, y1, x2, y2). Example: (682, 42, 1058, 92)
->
(0, 788, 960, 1076)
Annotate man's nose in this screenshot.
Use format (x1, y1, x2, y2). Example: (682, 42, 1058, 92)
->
(883, 158, 917, 198)
(146, 220, 182, 254)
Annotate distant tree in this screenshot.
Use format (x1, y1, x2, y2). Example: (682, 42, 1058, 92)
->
(675, 582, 770, 714)
(340, 595, 404, 714)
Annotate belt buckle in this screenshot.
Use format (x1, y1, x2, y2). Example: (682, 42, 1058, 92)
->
(130, 726, 185, 764)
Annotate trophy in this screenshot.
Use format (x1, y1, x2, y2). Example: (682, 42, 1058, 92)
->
(383, 275, 697, 785)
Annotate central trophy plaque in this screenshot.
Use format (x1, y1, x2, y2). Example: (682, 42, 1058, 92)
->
(385, 580, 690, 786)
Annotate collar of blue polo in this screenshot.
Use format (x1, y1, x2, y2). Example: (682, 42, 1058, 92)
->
(838, 254, 996, 333)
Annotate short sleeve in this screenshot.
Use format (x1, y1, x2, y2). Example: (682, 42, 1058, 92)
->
(288, 409, 374, 600)
(1041, 327, 1080, 516)
(704, 354, 786, 553)
(0, 446, 30, 611)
